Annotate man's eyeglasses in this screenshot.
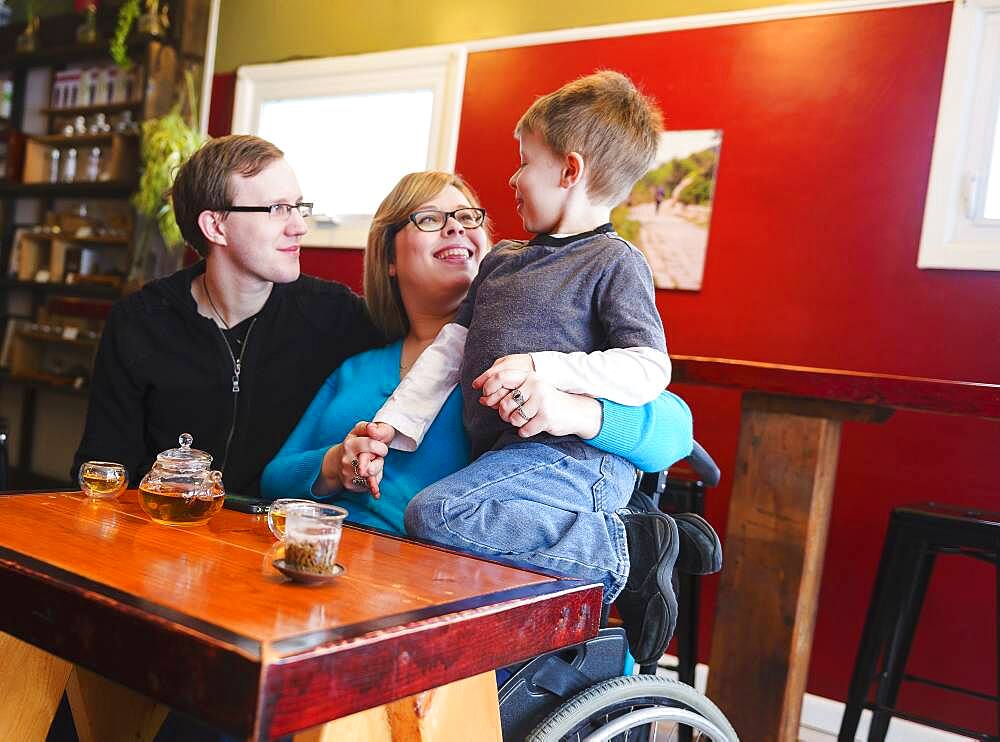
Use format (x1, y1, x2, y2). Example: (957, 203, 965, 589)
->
(223, 203, 314, 221)
(407, 207, 487, 232)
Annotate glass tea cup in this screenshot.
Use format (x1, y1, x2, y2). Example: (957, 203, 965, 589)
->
(79, 461, 128, 499)
(266, 498, 314, 540)
(283, 503, 348, 576)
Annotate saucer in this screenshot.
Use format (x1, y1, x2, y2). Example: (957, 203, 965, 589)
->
(272, 559, 345, 585)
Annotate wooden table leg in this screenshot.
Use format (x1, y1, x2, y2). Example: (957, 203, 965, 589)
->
(294, 670, 502, 742)
(66, 666, 168, 742)
(705, 394, 891, 741)
(0, 632, 73, 740)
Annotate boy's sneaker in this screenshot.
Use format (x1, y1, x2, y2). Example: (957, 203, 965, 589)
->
(674, 512, 723, 575)
(625, 487, 722, 576)
(614, 510, 680, 666)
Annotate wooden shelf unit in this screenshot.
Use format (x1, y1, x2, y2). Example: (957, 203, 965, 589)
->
(0, 5, 212, 489)
(39, 100, 144, 118)
(0, 180, 135, 197)
(21, 132, 139, 187)
(0, 278, 123, 300)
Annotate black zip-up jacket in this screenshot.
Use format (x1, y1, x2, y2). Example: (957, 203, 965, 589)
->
(72, 262, 382, 496)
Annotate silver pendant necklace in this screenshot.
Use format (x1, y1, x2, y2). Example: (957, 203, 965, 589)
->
(203, 275, 257, 393)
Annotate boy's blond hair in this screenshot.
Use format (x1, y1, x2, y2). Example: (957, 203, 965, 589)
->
(515, 70, 663, 205)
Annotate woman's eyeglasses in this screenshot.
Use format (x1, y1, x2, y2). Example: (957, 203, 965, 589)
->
(407, 207, 486, 232)
(222, 203, 314, 221)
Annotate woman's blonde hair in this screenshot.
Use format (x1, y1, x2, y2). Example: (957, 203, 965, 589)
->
(364, 171, 489, 340)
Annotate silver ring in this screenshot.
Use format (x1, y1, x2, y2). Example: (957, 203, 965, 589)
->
(351, 476, 367, 488)
(351, 458, 361, 475)
(511, 389, 524, 404)
(514, 403, 530, 421)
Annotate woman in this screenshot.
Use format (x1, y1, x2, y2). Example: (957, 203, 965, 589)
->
(260, 171, 692, 533)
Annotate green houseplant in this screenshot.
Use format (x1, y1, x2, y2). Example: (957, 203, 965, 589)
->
(129, 70, 205, 282)
(109, 0, 140, 68)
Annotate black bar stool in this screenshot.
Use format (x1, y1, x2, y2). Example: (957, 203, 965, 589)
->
(838, 504, 1000, 742)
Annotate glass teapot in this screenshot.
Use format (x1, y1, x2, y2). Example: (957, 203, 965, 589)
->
(138, 433, 226, 526)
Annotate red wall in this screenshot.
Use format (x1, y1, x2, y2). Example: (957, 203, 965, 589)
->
(455, 4, 1000, 726)
(211, 2, 1000, 725)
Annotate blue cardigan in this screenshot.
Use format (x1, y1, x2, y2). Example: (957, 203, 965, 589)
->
(261, 340, 693, 534)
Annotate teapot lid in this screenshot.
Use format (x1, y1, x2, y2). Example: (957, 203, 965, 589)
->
(155, 433, 213, 470)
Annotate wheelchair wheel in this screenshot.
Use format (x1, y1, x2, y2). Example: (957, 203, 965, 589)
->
(526, 675, 739, 742)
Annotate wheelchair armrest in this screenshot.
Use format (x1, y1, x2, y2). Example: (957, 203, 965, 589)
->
(637, 440, 721, 495)
(687, 441, 721, 487)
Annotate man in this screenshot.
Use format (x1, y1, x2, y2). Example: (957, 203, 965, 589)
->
(72, 135, 382, 496)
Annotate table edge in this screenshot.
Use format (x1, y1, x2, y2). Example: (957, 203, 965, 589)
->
(1, 543, 604, 738)
(259, 581, 604, 739)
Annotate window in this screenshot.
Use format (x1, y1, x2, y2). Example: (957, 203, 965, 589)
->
(232, 46, 467, 247)
(919, 0, 1000, 270)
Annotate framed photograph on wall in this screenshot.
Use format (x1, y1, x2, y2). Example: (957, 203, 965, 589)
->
(612, 129, 722, 291)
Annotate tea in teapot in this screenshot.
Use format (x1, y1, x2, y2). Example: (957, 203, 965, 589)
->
(139, 433, 225, 526)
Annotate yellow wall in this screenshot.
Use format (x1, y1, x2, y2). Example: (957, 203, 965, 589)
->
(216, 0, 840, 72)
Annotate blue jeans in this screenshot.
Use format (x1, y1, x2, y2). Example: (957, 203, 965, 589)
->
(404, 442, 635, 603)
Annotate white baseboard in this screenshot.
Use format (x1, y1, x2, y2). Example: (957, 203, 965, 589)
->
(657, 655, 974, 741)
(800, 692, 972, 741)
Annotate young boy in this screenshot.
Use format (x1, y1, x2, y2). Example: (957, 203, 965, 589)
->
(367, 71, 681, 652)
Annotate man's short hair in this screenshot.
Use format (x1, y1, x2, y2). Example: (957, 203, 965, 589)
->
(515, 70, 663, 205)
(171, 135, 284, 257)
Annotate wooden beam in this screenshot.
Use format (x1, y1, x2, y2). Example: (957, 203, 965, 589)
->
(66, 666, 168, 742)
(0, 633, 73, 741)
(706, 395, 843, 741)
(671, 355, 1000, 419)
(294, 671, 501, 742)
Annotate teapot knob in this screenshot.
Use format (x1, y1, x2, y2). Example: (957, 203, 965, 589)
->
(178, 433, 193, 448)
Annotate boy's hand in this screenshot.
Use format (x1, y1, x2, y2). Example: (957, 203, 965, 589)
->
(317, 421, 389, 498)
(367, 421, 396, 445)
(354, 421, 396, 498)
(474, 354, 535, 407)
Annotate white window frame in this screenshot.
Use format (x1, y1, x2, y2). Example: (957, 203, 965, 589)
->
(231, 46, 467, 248)
(918, 0, 1000, 270)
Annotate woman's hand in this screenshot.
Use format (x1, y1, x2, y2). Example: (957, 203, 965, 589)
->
(485, 372, 603, 440)
(314, 421, 390, 498)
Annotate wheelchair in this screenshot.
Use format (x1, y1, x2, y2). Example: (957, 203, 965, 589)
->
(497, 442, 739, 742)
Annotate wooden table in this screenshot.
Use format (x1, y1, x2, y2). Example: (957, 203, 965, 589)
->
(0, 490, 602, 741)
(671, 356, 1000, 742)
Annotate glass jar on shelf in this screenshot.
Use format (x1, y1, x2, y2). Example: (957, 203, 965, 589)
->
(62, 148, 77, 183)
(86, 147, 101, 182)
(115, 110, 139, 133)
(48, 148, 61, 183)
(0, 78, 12, 120)
(88, 113, 110, 134)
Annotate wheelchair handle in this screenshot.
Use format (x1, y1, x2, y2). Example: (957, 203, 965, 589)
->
(687, 441, 721, 487)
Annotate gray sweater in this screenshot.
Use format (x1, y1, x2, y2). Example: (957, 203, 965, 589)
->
(455, 225, 666, 458)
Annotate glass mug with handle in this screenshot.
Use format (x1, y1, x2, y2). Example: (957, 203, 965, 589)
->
(267, 498, 315, 540)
